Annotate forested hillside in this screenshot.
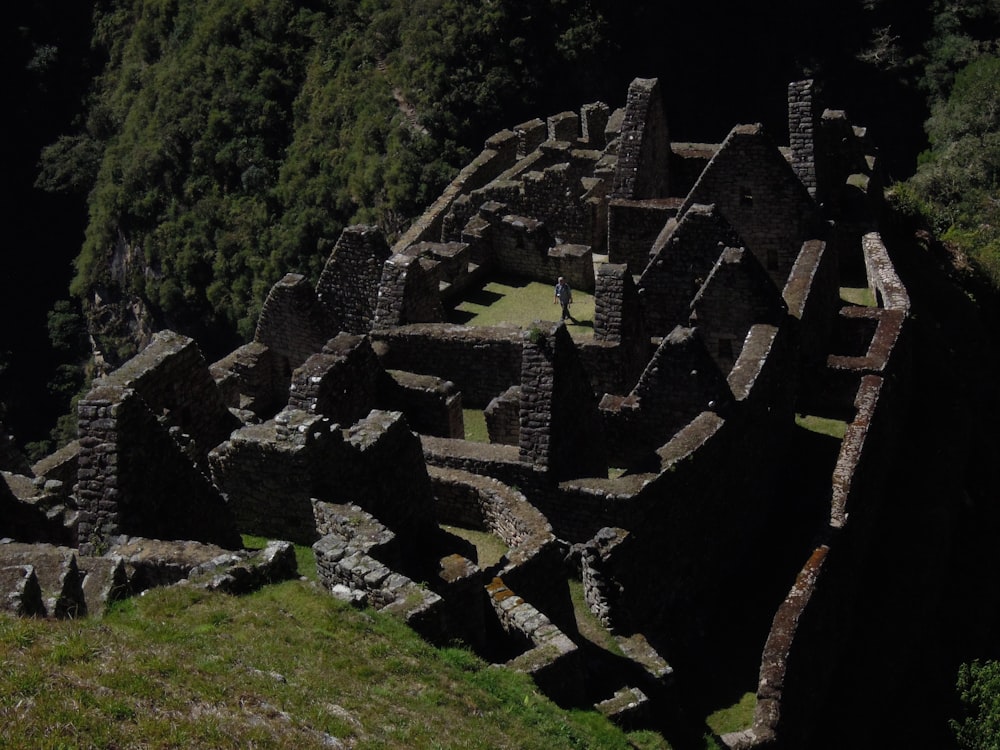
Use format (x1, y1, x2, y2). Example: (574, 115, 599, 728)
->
(6, 0, 1000, 472)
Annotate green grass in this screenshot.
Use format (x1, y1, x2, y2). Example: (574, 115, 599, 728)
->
(440, 525, 509, 568)
(705, 691, 756, 736)
(567, 578, 624, 657)
(840, 286, 877, 306)
(462, 408, 488, 442)
(451, 278, 595, 339)
(795, 413, 848, 439)
(0, 581, 660, 749)
(242, 534, 318, 581)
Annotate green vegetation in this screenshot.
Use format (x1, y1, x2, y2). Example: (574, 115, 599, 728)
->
(839, 286, 877, 307)
(451, 278, 596, 338)
(567, 578, 623, 657)
(462, 408, 488, 442)
(704, 692, 756, 738)
(242, 534, 317, 581)
(440, 525, 508, 568)
(894, 2, 1000, 288)
(37, 0, 611, 361)
(952, 659, 1000, 750)
(795, 413, 848, 440)
(0, 581, 658, 749)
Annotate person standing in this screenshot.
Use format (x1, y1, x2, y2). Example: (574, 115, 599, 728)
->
(554, 276, 574, 322)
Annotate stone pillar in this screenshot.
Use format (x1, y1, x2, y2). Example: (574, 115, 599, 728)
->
(788, 79, 819, 199)
(518, 323, 607, 480)
(610, 78, 670, 200)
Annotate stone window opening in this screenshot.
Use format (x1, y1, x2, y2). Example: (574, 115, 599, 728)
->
(767, 247, 779, 270)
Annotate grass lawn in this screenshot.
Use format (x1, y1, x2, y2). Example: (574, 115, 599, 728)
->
(462, 408, 488, 442)
(795, 413, 848, 440)
(0, 578, 665, 749)
(440, 525, 509, 568)
(840, 286, 877, 306)
(450, 277, 595, 339)
(705, 691, 757, 738)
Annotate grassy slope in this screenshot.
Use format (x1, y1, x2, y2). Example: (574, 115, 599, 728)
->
(0, 579, 669, 750)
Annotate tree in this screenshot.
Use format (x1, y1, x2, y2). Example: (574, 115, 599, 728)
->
(952, 660, 1000, 750)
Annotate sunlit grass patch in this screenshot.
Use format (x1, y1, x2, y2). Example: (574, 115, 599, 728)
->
(705, 691, 757, 736)
(463, 408, 488, 442)
(795, 413, 848, 439)
(840, 286, 877, 306)
(452, 277, 595, 339)
(441, 524, 509, 567)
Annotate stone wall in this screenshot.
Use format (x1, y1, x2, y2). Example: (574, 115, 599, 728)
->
(1, 474, 69, 545)
(428, 465, 573, 629)
(680, 124, 821, 290)
(689, 246, 787, 373)
(374, 323, 524, 408)
(788, 79, 820, 199)
(599, 326, 731, 468)
(781, 239, 840, 377)
(210, 342, 284, 419)
(487, 576, 586, 707)
(383, 370, 463, 439)
(606, 198, 677, 272)
(94, 329, 239, 461)
(394, 129, 521, 251)
(638, 203, 744, 337)
(372, 253, 445, 330)
(727, 371, 902, 749)
(209, 408, 345, 545)
(611, 78, 670, 200)
(485, 385, 521, 445)
(316, 225, 390, 335)
(518, 323, 608, 480)
(254, 273, 331, 377)
(312, 503, 449, 643)
(76, 384, 240, 555)
(484, 213, 595, 291)
(287, 333, 386, 427)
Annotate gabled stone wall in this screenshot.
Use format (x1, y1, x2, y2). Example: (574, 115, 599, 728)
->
(76, 384, 240, 555)
(287, 333, 385, 426)
(680, 124, 822, 289)
(211, 341, 284, 419)
(599, 326, 731, 468)
(638, 203, 745, 337)
(611, 78, 670, 200)
(254, 273, 331, 383)
(94, 329, 239, 461)
(689, 246, 787, 373)
(316, 225, 390, 334)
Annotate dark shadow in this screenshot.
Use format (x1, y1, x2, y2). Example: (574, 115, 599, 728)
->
(567, 318, 594, 331)
(447, 308, 476, 324)
(462, 287, 505, 306)
(493, 274, 531, 289)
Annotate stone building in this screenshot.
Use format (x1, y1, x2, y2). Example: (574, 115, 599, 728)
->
(1, 77, 907, 747)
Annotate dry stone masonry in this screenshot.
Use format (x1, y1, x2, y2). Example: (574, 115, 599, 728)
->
(3, 75, 905, 747)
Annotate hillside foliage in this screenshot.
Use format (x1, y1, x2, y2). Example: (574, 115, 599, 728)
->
(36, 0, 611, 353)
(893, 0, 1000, 288)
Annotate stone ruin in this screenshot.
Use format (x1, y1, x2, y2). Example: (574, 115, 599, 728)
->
(1, 76, 907, 746)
